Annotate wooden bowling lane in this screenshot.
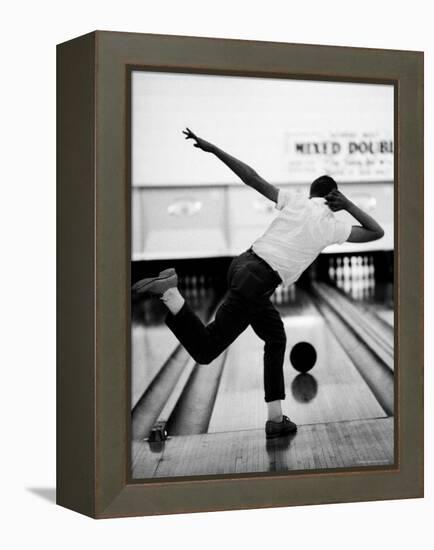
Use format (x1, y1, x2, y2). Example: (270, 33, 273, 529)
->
(362, 281, 394, 330)
(375, 309, 394, 329)
(313, 282, 393, 371)
(207, 288, 386, 434)
(167, 350, 228, 435)
(132, 305, 178, 409)
(312, 290, 394, 415)
(131, 417, 394, 479)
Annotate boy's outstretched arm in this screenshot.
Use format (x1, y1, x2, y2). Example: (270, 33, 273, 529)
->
(325, 190, 385, 242)
(182, 128, 278, 203)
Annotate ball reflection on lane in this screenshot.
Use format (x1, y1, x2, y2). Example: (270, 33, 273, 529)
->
(291, 373, 318, 403)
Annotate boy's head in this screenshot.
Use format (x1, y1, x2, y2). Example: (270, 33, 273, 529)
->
(309, 175, 338, 198)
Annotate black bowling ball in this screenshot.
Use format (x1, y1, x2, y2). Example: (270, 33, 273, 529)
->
(289, 341, 317, 373)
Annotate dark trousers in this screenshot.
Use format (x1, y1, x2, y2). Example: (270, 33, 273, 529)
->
(166, 249, 286, 402)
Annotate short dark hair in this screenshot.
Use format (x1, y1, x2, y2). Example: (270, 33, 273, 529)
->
(309, 175, 338, 197)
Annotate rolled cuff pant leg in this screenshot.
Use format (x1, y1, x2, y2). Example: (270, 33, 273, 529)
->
(262, 336, 287, 402)
(249, 302, 287, 402)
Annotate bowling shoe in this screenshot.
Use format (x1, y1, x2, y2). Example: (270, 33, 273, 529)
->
(132, 268, 178, 296)
(265, 415, 297, 439)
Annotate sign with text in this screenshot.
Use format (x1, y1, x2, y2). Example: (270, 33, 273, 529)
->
(285, 131, 394, 182)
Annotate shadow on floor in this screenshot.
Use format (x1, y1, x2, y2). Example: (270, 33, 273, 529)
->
(27, 487, 56, 504)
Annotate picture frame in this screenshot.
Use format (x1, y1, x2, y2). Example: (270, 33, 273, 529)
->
(57, 30, 423, 518)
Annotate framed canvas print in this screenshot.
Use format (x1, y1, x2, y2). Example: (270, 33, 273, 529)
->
(57, 31, 423, 518)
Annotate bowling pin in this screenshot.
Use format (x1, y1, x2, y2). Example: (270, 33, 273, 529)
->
(349, 256, 356, 299)
(357, 257, 363, 300)
(363, 257, 372, 299)
(342, 257, 351, 293)
(355, 256, 363, 300)
(336, 257, 343, 288)
(369, 256, 375, 276)
(328, 257, 335, 281)
(356, 256, 363, 300)
(368, 256, 376, 296)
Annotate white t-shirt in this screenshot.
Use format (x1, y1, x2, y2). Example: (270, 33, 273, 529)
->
(252, 189, 352, 286)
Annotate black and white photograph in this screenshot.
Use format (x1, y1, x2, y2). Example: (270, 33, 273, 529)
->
(130, 70, 394, 479)
(4, 0, 429, 538)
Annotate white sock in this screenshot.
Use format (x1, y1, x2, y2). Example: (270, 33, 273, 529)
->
(267, 400, 283, 423)
(161, 287, 185, 316)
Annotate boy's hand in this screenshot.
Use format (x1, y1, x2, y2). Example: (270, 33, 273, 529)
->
(325, 190, 352, 212)
(182, 127, 215, 153)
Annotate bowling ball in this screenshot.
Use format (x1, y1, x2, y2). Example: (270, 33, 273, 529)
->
(289, 342, 317, 373)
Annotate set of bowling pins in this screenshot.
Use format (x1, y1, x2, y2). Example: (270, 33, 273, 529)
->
(179, 272, 297, 306)
(271, 283, 296, 305)
(178, 273, 215, 305)
(328, 255, 375, 300)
